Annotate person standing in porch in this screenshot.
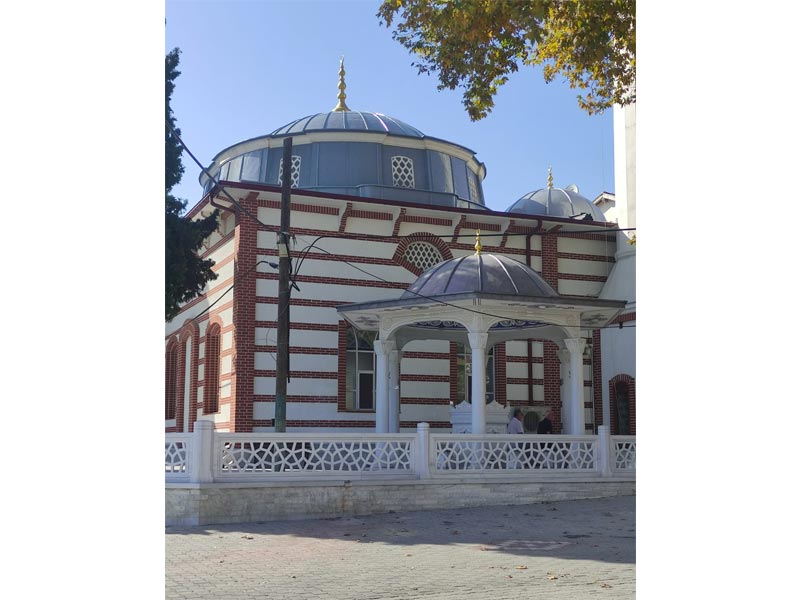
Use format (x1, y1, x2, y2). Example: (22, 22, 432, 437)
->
(537, 409, 554, 434)
(507, 409, 524, 434)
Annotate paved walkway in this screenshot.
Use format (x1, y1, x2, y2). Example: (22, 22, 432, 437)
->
(166, 495, 635, 599)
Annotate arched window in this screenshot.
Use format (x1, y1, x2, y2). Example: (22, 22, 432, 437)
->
(403, 241, 444, 272)
(204, 324, 221, 414)
(609, 374, 635, 435)
(346, 327, 377, 410)
(165, 343, 178, 420)
(613, 381, 630, 435)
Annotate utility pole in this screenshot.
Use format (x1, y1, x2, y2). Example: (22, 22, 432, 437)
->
(274, 137, 292, 433)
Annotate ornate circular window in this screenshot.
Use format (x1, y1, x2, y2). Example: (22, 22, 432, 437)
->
(403, 241, 444, 272)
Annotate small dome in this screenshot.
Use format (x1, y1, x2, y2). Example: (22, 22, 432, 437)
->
(402, 254, 558, 299)
(506, 185, 606, 222)
(269, 111, 425, 139)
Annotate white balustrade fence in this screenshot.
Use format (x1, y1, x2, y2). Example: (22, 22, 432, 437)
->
(215, 433, 415, 479)
(166, 423, 635, 483)
(432, 434, 597, 473)
(165, 434, 191, 478)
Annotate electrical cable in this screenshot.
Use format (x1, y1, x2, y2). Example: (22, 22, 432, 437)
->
(191, 259, 274, 322)
(169, 122, 635, 241)
(293, 234, 634, 331)
(170, 130, 633, 330)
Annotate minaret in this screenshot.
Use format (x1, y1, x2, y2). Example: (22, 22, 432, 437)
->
(332, 56, 350, 112)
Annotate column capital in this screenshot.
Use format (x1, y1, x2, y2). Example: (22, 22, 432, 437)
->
(564, 337, 587, 355)
(374, 338, 396, 355)
(467, 331, 489, 351)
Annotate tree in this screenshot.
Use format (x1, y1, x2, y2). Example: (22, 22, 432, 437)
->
(377, 0, 635, 120)
(165, 48, 219, 322)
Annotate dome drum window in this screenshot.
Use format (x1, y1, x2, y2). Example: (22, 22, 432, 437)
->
(278, 155, 302, 188)
(391, 156, 415, 189)
(403, 242, 444, 272)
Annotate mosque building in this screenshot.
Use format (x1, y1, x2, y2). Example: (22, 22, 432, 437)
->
(164, 61, 636, 436)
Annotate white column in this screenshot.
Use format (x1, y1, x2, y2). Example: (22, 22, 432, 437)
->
(557, 348, 570, 434)
(388, 346, 401, 433)
(597, 425, 612, 477)
(373, 339, 392, 433)
(189, 420, 214, 484)
(564, 337, 587, 435)
(416, 422, 432, 479)
(468, 332, 488, 434)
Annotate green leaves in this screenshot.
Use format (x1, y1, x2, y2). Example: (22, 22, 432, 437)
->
(165, 48, 219, 322)
(377, 0, 635, 119)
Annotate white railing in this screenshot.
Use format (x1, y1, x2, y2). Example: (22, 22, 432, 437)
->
(165, 434, 191, 478)
(166, 422, 634, 483)
(612, 436, 636, 470)
(432, 434, 597, 473)
(214, 433, 415, 479)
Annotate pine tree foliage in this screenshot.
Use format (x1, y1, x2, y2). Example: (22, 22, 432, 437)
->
(165, 48, 219, 322)
(378, 0, 635, 120)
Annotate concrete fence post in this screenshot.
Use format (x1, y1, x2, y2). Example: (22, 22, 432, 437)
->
(416, 422, 432, 479)
(190, 420, 215, 484)
(597, 425, 612, 477)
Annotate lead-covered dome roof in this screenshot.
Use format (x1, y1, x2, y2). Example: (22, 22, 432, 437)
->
(402, 253, 558, 299)
(506, 184, 606, 222)
(269, 111, 425, 139)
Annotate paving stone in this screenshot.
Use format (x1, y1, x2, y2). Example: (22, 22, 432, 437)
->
(167, 495, 634, 599)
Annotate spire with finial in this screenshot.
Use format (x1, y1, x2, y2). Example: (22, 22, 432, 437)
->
(332, 56, 350, 112)
(474, 230, 482, 255)
(547, 166, 553, 189)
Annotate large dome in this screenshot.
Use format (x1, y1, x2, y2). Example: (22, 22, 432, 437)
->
(269, 111, 425, 139)
(200, 60, 487, 209)
(506, 184, 606, 222)
(402, 253, 558, 299)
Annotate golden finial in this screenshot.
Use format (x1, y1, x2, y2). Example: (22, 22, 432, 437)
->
(474, 229, 482, 255)
(547, 166, 553, 189)
(332, 56, 350, 112)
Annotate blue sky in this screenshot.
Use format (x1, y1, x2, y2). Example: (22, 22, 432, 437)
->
(165, 0, 615, 213)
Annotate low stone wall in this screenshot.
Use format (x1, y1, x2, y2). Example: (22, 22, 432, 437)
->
(166, 477, 636, 526)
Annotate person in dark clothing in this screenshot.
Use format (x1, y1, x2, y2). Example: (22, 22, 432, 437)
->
(537, 409, 554, 434)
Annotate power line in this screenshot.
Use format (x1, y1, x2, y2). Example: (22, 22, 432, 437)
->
(170, 128, 633, 330)
(294, 235, 633, 332)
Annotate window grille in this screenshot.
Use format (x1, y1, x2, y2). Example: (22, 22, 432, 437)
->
(403, 241, 443, 272)
(278, 155, 301, 188)
(391, 156, 415, 188)
(468, 172, 479, 202)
